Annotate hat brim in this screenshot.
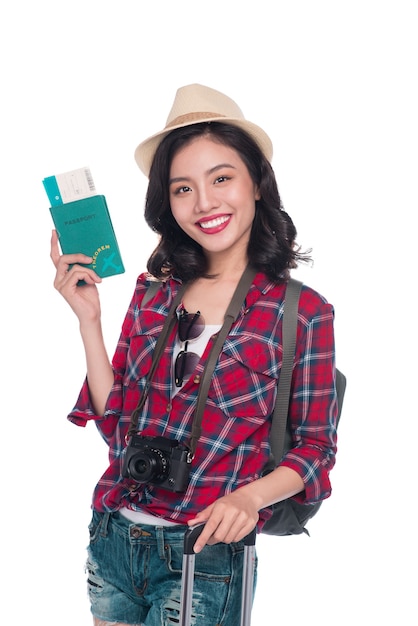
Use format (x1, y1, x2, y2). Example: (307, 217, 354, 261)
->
(134, 116, 273, 177)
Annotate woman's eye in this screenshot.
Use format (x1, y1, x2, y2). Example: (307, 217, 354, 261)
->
(174, 185, 191, 195)
(214, 175, 230, 184)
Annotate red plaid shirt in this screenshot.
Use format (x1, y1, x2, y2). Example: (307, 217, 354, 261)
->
(68, 272, 338, 527)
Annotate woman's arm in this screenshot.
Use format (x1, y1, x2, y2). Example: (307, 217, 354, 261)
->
(50, 229, 114, 415)
(187, 466, 304, 553)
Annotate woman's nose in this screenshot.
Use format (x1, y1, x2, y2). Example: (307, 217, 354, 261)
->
(195, 185, 219, 213)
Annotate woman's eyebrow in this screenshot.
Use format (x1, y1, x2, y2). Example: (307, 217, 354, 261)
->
(169, 175, 191, 185)
(169, 163, 237, 186)
(207, 163, 237, 175)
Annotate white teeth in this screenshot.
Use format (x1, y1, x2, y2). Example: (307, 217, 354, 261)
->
(199, 216, 229, 229)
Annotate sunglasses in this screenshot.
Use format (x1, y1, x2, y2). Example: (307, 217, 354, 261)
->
(174, 309, 205, 387)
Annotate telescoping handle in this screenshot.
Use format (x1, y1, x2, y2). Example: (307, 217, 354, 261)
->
(179, 524, 204, 626)
(179, 524, 257, 626)
(241, 527, 257, 626)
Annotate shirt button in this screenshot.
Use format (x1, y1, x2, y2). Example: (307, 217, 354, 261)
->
(193, 375, 201, 384)
(166, 403, 172, 411)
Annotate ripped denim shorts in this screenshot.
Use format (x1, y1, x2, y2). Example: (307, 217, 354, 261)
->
(86, 509, 257, 626)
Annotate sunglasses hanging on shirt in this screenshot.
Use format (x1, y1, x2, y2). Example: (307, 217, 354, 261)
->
(174, 310, 205, 387)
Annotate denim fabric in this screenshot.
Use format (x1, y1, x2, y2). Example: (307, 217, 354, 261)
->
(86, 510, 257, 626)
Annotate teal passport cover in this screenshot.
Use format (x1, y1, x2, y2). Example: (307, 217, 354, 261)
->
(49, 195, 125, 278)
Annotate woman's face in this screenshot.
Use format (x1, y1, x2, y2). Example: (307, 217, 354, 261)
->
(168, 136, 260, 264)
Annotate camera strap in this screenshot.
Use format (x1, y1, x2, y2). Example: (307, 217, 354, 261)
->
(126, 281, 188, 441)
(188, 265, 257, 456)
(126, 265, 257, 453)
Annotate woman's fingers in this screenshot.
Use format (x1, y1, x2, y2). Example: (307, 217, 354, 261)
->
(54, 262, 102, 294)
(50, 229, 94, 272)
(50, 229, 61, 268)
(50, 229, 100, 286)
(50, 230, 102, 311)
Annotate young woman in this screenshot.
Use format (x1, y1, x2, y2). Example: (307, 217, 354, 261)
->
(51, 84, 338, 626)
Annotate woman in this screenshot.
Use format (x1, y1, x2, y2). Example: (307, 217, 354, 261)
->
(51, 84, 338, 626)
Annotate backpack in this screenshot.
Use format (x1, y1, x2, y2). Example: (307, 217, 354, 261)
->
(261, 278, 346, 536)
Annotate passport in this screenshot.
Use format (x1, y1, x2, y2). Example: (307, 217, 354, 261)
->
(49, 194, 125, 278)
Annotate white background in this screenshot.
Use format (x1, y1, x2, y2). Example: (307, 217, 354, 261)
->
(1, 1, 417, 624)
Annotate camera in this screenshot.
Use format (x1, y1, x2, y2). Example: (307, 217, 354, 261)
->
(122, 434, 192, 492)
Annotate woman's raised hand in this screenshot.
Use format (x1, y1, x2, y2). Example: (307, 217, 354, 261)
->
(50, 229, 103, 325)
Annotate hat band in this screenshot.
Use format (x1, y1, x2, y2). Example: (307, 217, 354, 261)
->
(165, 111, 228, 129)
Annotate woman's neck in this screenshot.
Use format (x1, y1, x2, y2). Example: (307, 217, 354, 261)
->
(182, 265, 251, 324)
(204, 250, 249, 281)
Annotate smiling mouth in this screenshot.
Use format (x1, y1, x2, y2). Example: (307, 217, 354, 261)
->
(198, 215, 230, 229)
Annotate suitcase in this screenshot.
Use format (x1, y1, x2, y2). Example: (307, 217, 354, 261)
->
(179, 524, 257, 626)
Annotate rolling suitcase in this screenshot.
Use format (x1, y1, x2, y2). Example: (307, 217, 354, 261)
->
(179, 524, 257, 626)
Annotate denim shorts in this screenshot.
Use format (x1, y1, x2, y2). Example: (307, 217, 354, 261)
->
(86, 510, 257, 626)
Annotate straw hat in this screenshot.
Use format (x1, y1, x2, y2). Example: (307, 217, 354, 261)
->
(134, 83, 273, 176)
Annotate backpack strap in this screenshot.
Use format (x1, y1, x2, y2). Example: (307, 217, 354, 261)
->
(269, 278, 302, 462)
(141, 279, 162, 307)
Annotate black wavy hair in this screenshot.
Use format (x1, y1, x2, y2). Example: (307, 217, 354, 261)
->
(144, 121, 311, 282)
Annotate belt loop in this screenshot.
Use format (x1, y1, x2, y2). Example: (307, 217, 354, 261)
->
(156, 527, 166, 559)
(99, 512, 111, 538)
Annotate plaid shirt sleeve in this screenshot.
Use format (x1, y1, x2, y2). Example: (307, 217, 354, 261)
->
(67, 272, 338, 522)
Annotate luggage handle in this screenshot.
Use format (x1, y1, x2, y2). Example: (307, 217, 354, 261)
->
(184, 524, 256, 552)
(180, 524, 257, 626)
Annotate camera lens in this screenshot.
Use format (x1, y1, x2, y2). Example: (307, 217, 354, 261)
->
(128, 448, 169, 483)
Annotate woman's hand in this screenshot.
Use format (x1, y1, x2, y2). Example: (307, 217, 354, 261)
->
(50, 229, 102, 324)
(187, 488, 261, 553)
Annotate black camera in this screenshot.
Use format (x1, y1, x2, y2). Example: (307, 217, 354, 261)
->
(122, 434, 192, 492)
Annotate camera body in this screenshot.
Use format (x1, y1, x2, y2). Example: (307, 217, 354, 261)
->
(122, 434, 192, 492)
